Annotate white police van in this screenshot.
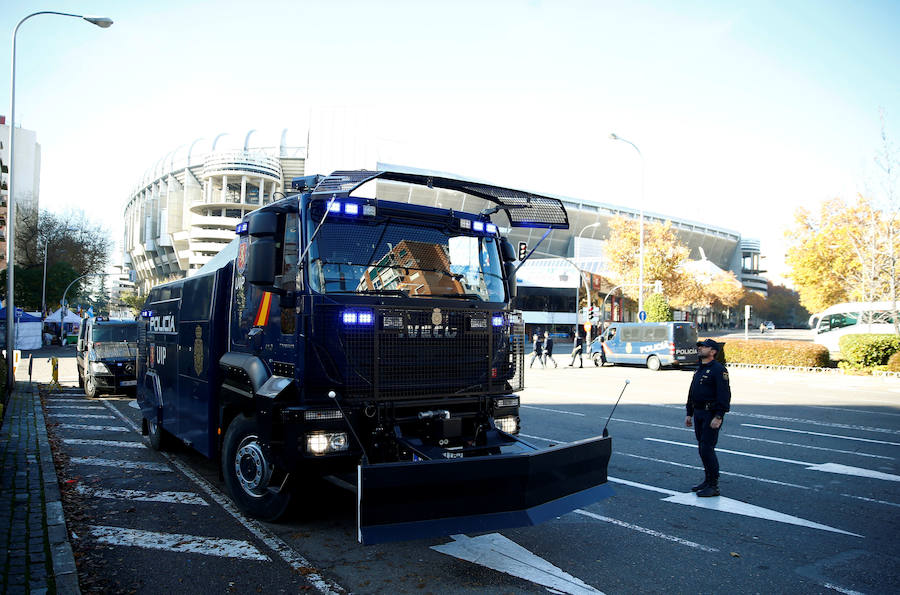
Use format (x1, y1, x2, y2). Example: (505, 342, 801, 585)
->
(589, 322, 698, 370)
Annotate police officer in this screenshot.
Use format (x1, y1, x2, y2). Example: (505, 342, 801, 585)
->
(685, 338, 731, 497)
(529, 333, 544, 368)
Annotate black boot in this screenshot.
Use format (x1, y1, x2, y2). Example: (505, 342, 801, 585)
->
(691, 475, 709, 492)
(697, 476, 720, 497)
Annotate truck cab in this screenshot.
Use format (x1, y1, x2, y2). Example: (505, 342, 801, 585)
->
(76, 317, 139, 397)
(137, 170, 612, 543)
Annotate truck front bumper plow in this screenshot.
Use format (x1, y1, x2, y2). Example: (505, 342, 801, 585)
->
(357, 435, 612, 544)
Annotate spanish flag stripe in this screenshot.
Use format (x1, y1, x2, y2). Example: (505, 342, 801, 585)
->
(254, 292, 272, 327)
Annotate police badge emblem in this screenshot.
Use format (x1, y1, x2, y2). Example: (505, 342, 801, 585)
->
(432, 308, 443, 326)
(194, 326, 204, 375)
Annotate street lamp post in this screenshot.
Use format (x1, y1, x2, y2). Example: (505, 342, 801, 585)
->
(609, 133, 645, 321)
(6, 11, 112, 391)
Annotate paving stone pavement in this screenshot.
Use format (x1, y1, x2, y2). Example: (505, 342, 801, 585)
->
(1, 380, 79, 595)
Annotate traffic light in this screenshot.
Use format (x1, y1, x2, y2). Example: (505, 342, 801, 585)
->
(517, 242, 528, 260)
(588, 305, 598, 322)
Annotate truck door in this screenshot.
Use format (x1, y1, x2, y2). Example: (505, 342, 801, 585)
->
(177, 274, 216, 457)
(144, 287, 182, 438)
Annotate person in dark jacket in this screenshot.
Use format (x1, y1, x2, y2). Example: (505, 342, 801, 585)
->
(685, 338, 731, 497)
(529, 333, 544, 368)
(568, 330, 585, 368)
(542, 331, 558, 368)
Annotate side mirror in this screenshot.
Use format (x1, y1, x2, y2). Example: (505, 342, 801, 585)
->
(500, 238, 516, 262)
(504, 261, 517, 300)
(249, 211, 278, 237)
(247, 238, 276, 286)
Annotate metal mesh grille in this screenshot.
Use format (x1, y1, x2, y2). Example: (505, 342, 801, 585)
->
(458, 183, 569, 228)
(324, 306, 523, 401)
(312, 171, 381, 195)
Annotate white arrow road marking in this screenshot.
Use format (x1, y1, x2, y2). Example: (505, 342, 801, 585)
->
(573, 509, 718, 552)
(63, 438, 145, 449)
(607, 477, 861, 537)
(59, 424, 128, 432)
(75, 485, 208, 505)
(614, 418, 893, 459)
(49, 413, 116, 419)
(128, 399, 140, 409)
(742, 424, 900, 446)
(70, 457, 172, 472)
(87, 526, 269, 560)
(521, 405, 586, 417)
(647, 438, 900, 482)
(432, 533, 603, 595)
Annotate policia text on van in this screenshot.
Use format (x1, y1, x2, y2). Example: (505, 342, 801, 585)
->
(136, 170, 612, 544)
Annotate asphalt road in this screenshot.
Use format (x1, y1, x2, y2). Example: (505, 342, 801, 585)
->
(33, 349, 900, 594)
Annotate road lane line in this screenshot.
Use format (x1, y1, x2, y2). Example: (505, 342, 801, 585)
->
(75, 484, 208, 505)
(573, 509, 718, 552)
(649, 404, 900, 435)
(59, 424, 128, 432)
(70, 457, 173, 472)
(612, 418, 893, 460)
(646, 438, 900, 482)
(813, 405, 900, 418)
(47, 405, 105, 410)
(823, 583, 866, 595)
(617, 453, 811, 489)
(742, 424, 900, 446)
(839, 493, 900, 508)
(432, 533, 604, 594)
(521, 405, 586, 417)
(99, 400, 345, 595)
(87, 525, 269, 560)
(608, 477, 861, 537)
(520, 433, 565, 443)
(63, 438, 145, 449)
(48, 413, 116, 419)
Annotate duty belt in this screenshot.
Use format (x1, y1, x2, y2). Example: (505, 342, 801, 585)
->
(692, 401, 718, 411)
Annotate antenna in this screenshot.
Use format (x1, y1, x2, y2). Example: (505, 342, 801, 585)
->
(602, 379, 630, 438)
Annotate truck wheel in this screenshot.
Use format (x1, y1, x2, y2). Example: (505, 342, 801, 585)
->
(84, 373, 99, 398)
(646, 355, 661, 371)
(222, 414, 292, 521)
(147, 418, 170, 451)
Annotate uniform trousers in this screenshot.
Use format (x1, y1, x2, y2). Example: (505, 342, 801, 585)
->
(692, 409, 721, 479)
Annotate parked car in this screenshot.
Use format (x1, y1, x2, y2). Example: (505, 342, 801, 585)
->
(589, 322, 699, 370)
(76, 317, 138, 398)
(764, 321, 775, 331)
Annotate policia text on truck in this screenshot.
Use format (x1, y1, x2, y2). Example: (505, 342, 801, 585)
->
(136, 170, 613, 544)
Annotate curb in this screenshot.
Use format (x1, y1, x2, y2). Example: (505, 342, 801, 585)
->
(725, 362, 900, 378)
(29, 381, 81, 594)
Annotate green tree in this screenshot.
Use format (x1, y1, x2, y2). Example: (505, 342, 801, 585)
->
(645, 293, 673, 322)
(119, 292, 147, 315)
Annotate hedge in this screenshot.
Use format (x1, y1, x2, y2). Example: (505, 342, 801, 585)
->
(702, 338, 830, 367)
(888, 352, 900, 372)
(838, 334, 900, 367)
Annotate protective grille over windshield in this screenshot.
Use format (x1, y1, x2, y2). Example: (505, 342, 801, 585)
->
(312, 170, 569, 230)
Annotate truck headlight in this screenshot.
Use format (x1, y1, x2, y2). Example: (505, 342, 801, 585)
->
(495, 416, 519, 434)
(89, 362, 110, 375)
(494, 397, 519, 409)
(306, 432, 349, 455)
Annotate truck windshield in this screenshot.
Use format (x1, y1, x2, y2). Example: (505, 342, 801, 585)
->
(306, 208, 506, 302)
(92, 325, 137, 342)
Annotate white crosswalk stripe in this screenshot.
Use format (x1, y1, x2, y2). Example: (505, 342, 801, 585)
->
(75, 485, 208, 505)
(63, 439, 145, 449)
(87, 526, 269, 560)
(47, 405, 105, 410)
(70, 457, 172, 472)
(59, 424, 128, 432)
(48, 413, 116, 419)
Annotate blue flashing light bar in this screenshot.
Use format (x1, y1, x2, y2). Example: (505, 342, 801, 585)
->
(492, 314, 504, 327)
(486, 223, 498, 234)
(344, 203, 360, 216)
(342, 310, 374, 325)
(141, 310, 154, 318)
(328, 201, 342, 213)
(235, 222, 249, 235)
(472, 221, 485, 232)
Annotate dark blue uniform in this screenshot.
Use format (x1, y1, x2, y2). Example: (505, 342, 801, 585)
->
(686, 359, 731, 485)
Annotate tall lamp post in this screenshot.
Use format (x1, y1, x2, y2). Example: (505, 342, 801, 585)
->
(6, 11, 112, 392)
(609, 133, 645, 321)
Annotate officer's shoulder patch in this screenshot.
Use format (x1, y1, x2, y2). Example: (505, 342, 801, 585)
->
(722, 369, 730, 381)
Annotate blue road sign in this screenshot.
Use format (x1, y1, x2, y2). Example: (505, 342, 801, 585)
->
(638, 310, 647, 322)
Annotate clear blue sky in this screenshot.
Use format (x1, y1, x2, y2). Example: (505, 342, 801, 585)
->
(3, 0, 898, 284)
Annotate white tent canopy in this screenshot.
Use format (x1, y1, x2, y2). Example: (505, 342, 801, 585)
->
(47, 308, 82, 325)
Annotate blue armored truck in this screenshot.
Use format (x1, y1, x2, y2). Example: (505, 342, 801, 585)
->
(136, 170, 612, 544)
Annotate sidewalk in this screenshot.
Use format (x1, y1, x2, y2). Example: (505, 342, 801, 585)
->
(1, 380, 79, 594)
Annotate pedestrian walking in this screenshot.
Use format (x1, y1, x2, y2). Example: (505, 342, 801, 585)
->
(684, 338, 731, 497)
(529, 333, 544, 368)
(542, 331, 558, 368)
(568, 331, 585, 368)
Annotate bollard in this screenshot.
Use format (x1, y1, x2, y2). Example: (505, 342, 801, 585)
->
(49, 356, 62, 391)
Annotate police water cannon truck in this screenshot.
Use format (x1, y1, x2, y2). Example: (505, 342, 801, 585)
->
(136, 169, 613, 544)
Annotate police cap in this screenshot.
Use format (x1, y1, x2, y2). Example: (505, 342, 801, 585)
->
(697, 338, 720, 350)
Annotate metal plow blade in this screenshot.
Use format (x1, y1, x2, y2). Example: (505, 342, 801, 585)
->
(357, 436, 613, 544)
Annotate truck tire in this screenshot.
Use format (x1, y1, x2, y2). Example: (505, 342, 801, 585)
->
(222, 414, 292, 521)
(147, 418, 170, 451)
(646, 355, 661, 371)
(84, 373, 99, 398)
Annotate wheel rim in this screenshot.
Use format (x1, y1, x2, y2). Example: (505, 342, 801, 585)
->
(648, 356, 659, 370)
(234, 435, 272, 498)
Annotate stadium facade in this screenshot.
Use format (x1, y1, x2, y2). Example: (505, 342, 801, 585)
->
(123, 141, 766, 322)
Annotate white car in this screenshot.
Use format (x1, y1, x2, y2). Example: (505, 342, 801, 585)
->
(764, 321, 775, 331)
